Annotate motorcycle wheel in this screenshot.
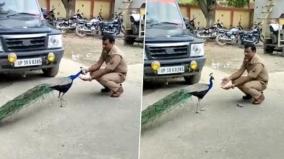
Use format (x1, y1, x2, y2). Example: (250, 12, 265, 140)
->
(75, 26, 87, 37)
(131, 24, 139, 35)
(216, 34, 227, 46)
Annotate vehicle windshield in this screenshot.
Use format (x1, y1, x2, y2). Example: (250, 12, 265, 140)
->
(146, 0, 184, 28)
(0, 0, 40, 16)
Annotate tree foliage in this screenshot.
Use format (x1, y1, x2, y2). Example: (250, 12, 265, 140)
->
(227, 0, 250, 8)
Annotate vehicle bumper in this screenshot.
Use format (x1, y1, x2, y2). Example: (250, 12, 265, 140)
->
(0, 49, 64, 73)
(144, 56, 206, 80)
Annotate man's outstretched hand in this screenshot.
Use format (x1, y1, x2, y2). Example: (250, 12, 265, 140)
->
(80, 74, 92, 81)
(81, 67, 89, 75)
(221, 77, 234, 90)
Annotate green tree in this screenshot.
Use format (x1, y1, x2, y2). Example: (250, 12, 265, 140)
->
(227, 0, 250, 8)
(179, 0, 217, 27)
(196, 0, 217, 27)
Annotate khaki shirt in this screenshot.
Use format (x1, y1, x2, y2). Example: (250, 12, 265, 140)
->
(229, 54, 269, 86)
(89, 45, 128, 77)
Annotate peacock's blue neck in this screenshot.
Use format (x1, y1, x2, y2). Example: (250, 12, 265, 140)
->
(68, 70, 82, 80)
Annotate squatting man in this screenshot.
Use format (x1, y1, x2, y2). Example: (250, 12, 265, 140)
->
(80, 35, 127, 97)
(221, 44, 269, 105)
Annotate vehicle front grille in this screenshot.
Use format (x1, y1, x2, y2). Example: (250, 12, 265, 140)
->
(4, 36, 46, 52)
(146, 44, 189, 60)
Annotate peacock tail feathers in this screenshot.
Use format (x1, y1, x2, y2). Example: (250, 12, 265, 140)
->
(141, 89, 192, 127)
(0, 84, 53, 121)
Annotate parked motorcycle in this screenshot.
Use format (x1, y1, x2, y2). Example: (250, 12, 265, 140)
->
(215, 27, 241, 46)
(75, 17, 102, 37)
(196, 22, 224, 39)
(100, 12, 125, 36)
(238, 23, 263, 45)
(55, 13, 86, 32)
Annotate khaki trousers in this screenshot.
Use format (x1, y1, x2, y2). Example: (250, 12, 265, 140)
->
(233, 77, 266, 99)
(92, 72, 126, 92)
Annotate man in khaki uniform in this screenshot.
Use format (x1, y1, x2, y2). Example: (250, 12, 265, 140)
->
(80, 35, 127, 97)
(222, 44, 269, 104)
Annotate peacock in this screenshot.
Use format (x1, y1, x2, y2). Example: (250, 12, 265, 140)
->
(186, 73, 214, 113)
(142, 73, 214, 127)
(49, 68, 83, 107)
(0, 68, 83, 121)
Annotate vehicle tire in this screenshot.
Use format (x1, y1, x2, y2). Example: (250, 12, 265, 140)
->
(264, 45, 274, 54)
(124, 36, 135, 45)
(184, 73, 201, 85)
(216, 34, 227, 46)
(264, 39, 274, 54)
(75, 26, 87, 37)
(131, 24, 139, 35)
(271, 34, 278, 44)
(42, 65, 59, 77)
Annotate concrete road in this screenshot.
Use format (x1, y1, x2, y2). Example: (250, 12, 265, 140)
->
(141, 45, 284, 159)
(0, 59, 142, 159)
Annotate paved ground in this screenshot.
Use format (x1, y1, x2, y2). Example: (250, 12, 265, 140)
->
(63, 34, 143, 66)
(141, 43, 284, 159)
(0, 35, 143, 159)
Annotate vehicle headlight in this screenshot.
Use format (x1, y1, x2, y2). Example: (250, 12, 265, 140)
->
(48, 35, 63, 48)
(0, 40, 3, 52)
(191, 43, 204, 57)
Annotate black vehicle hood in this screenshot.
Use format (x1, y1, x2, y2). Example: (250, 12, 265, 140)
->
(0, 17, 59, 34)
(145, 27, 202, 43)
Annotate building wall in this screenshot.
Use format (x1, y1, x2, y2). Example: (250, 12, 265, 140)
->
(180, 4, 253, 28)
(50, 0, 66, 18)
(180, 6, 190, 17)
(38, 0, 114, 19)
(76, 0, 92, 18)
(233, 11, 250, 27)
(38, 0, 47, 9)
(190, 8, 207, 28)
(215, 10, 231, 28)
(254, 0, 284, 23)
(114, 0, 145, 13)
(93, 0, 112, 19)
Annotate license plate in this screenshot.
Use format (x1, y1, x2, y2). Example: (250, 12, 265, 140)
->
(14, 58, 42, 67)
(158, 66, 185, 75)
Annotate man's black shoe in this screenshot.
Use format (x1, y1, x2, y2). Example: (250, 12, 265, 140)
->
(101, 87, 111, 93)
(242, 94, 252, 100)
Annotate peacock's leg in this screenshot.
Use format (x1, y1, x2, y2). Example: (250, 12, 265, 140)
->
(59, 94, 67, 107)
(200, 100, 206, 111)
(60, 97, 67, 107)
(195, 98, 200, 113)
